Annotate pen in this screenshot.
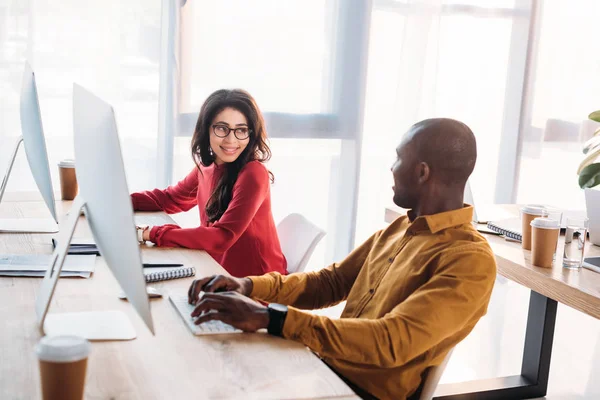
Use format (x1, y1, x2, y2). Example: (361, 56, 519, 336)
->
(143, 263, 184, 268)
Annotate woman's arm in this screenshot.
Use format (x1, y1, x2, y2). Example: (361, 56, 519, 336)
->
(131, 168, 199, 213)
(149, 162, 269, 251)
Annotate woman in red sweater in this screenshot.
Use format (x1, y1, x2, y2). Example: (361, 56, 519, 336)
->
(131, 89, 287, 277)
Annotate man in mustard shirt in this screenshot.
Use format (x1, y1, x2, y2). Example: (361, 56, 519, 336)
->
(187, 118, 497, 400)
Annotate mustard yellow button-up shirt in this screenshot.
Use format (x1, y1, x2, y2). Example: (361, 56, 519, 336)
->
(250, 206, 496, 400)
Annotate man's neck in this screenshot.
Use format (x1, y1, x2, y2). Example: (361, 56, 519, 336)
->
(411, 186, 465, 219)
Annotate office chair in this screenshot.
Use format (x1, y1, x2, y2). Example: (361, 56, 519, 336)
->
(277, 213, 326, 274)
(419, 348, 454, 400)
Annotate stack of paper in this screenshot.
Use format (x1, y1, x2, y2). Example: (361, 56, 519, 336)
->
(0, 254, 96, 278)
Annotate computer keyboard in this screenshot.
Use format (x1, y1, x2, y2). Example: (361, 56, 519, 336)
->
(169, 294, 241, 335)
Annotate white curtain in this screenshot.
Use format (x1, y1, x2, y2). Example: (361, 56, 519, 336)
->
(356, 0, 443, 243)
(356, 0, 530, 243)
(173, 0, 370, 268)
(0, 0, 162, 195)
(516, 0, 600, 210)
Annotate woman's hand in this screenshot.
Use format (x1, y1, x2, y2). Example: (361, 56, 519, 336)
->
(135, 225, 152, 243)
(142, 226, 152, 241)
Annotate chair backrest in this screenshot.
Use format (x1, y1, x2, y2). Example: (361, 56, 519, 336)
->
(419, 348, 454, 400)
(277, 213, 326, 274)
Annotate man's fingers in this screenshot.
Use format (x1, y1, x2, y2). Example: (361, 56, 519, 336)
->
(200, 291, 238, 304)
(188, 277, 214, 304)
(190, 297, 229, 317)
(203, 275, 230, 293)
(193, 310, 235, 326)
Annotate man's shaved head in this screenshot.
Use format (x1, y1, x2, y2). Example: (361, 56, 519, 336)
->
(391, 118, 477, 210)
(404, 118, 477, 185)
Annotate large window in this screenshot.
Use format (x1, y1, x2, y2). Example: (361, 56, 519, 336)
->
(515, 0, 600, 210)
(355, 0, 532, 243)
(9, 0, 593, 261)
(0, 0, 161, 195)
(1, 0, 542, 268)
(170, 0, 371, 267)
(181, 0, 334, 115)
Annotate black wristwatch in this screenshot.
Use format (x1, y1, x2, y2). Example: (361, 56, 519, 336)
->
(267, 303, 288, 337)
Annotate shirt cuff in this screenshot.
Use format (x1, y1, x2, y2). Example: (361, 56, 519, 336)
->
(249, 275, 276, 300)
(281, 307, 315, 344)
(149, 225, 161, 244)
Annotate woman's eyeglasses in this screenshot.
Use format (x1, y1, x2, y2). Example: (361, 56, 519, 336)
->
(212, 124, 251, 140)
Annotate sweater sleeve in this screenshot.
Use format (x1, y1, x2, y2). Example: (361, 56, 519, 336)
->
(131, 168, 199, 213)
(149, 162, 269, 252)
(276, 249, 495, 368)
(249, 231, 380, 309)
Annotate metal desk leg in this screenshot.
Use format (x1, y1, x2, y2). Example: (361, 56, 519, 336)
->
(433, 290, 557, 400)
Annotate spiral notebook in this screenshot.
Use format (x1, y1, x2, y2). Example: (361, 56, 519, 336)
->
(486, 218, 522, 241)
(144, 266, 195, 283)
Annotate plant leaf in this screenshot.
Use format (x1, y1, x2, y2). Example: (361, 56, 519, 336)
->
(579, 163, 600, 188)
(590, 110, 600, 122)
(583, 135, 600, 154)
(577, 146, 600, 174)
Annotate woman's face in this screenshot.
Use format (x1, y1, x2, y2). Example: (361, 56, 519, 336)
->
(209, 107, 251, 165)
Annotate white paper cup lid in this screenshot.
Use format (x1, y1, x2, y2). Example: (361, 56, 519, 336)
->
(521, 205, 546, 216)
(36, 335, 90, 363)
(530, 217, 559, 229)
(58, 159, 75, 168)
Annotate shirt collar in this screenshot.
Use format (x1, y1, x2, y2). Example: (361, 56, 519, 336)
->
(407, 204, 474, 234)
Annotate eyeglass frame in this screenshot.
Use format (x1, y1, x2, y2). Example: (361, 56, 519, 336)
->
(212, 124, 252, 140)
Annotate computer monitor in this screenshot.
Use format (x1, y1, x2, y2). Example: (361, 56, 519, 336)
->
(0, 62, 58, 233)
(35, 84, 154, 340)
(464, 180, 477, 222)
(585, 188, 600, 246)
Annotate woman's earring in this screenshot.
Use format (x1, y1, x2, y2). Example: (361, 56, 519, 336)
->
(209, 147, 214, 156)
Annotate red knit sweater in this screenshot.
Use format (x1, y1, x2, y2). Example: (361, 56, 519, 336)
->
(131, 161, 287, 277)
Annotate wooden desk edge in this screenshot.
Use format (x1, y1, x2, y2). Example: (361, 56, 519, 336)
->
(385, 206, 600, 320)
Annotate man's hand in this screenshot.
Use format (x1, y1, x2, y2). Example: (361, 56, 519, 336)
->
(187, 275, 253, 304)
(190, 291, 269, 332)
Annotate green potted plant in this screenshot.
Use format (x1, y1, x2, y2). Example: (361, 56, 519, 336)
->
(578, 110, 600, 245)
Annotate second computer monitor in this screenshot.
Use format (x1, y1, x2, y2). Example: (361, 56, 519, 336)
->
(20, 62, 57, 222)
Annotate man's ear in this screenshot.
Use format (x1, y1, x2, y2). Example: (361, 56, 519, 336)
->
(417, 162, 430, 184)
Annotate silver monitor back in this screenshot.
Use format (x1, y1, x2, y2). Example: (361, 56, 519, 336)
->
(20, 62, 58, 223)
(586, 188, 600, 246)
(464, 180, 478, 222)
(72, 83, 153, 333)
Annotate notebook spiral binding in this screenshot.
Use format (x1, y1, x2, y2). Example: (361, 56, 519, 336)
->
(486, 222, 522, 242)
(145, 267, 196, 283)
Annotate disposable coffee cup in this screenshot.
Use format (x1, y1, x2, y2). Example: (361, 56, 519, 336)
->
(58, 159, 78, 201)
(530, 217, 560, 268)
(36, 335, 90, 400)
(521, 205, 546, 250)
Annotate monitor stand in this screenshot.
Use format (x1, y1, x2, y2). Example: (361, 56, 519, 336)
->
(0, 136, 58, 233)
(35, 195, 136, 340)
